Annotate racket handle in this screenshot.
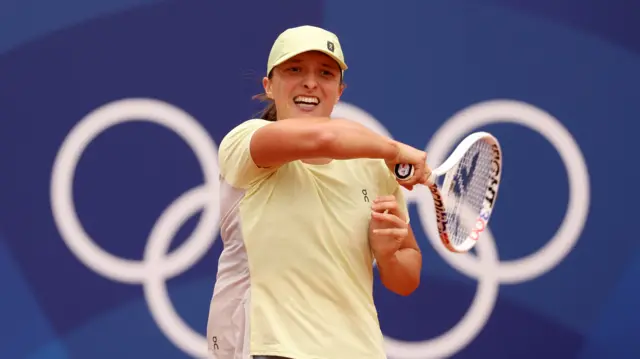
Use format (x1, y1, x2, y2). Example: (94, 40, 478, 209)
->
(394, 163, 436, 185)
(394, 163, 414, 181)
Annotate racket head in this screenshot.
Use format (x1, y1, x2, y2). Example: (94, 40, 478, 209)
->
(429, 132, 503, 253)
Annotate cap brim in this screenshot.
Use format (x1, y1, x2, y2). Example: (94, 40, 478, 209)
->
(270, 46, 347, 74)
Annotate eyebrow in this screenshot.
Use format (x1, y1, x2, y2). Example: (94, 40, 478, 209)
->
(321, 63, 339, 70)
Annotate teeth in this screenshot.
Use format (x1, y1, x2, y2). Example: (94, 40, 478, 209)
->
(294, 96, 319, 105)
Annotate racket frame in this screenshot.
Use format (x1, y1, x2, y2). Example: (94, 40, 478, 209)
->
(394, 131, 503, 253)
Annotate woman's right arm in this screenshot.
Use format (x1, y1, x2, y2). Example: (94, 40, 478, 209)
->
(250, 118, 429, 188)
(250, 118, 399, 166)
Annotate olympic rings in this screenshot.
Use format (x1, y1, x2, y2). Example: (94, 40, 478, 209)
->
(332, 100, 590, 358)
(50, 98, 590, 359)
(50, 98, 219, 357)
(420, 99, 590, 285)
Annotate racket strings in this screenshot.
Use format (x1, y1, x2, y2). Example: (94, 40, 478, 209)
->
(444, 140, 495, 246)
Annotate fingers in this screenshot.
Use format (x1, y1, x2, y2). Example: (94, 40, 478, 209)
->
(424, 164, 433, 180)
(371, 210, 406, 227)
(372, 197, 403, 217)
(374, 195, 396, 202)
(412, 163, 429, 185)
(372, 227, 409, 238)
(372, 195, 396, 208)
(396, 163, 430, 190)
(385, 146, 429, 190)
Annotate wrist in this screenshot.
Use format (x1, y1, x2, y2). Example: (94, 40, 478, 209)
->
(384, 140, 402, 162)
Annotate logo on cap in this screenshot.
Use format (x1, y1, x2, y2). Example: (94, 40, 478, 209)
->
(327, 41, 335, 53)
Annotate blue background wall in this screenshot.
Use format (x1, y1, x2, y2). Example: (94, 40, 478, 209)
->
(1, 0, 638, 358)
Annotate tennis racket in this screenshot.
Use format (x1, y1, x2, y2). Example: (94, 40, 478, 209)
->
(394, 132, 503, 253)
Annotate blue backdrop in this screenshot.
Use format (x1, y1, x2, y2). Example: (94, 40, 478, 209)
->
(1, 0, 638, 358)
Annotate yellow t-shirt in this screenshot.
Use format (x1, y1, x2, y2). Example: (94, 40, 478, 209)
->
(207, 119, 409, 359)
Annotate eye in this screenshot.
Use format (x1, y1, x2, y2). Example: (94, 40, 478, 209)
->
(288, 66, 301, 73)
(321, 70, 335, 77)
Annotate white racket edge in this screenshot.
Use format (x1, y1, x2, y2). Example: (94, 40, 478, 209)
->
(393, 131, 503, 253)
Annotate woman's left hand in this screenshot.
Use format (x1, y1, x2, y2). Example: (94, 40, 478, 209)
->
(369, 195, 409, 262)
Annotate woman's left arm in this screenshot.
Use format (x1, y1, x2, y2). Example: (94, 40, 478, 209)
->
(369, 196, 423, 296)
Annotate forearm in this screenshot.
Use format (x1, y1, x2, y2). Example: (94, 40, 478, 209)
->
(376, 247, 422, 296)
(251, 117, 399, 167)
(323, 119, 399, 161)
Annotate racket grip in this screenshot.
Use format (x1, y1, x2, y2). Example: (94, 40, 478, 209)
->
(394, 163, 414, 181)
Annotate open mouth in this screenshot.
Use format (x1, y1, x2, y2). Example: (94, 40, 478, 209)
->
(293, 96, 320, 111)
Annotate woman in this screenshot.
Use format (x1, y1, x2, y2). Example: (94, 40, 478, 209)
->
(207, 25, 429, 359)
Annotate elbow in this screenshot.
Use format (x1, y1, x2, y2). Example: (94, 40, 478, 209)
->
(382, 266, 421, 296)
(388, 279, 420, 297)
(381, 272, 421, 296)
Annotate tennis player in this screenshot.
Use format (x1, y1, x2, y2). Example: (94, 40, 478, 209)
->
(207, 25, 428, 359)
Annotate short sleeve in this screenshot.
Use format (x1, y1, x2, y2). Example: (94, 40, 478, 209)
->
(218, 119, 277, 189)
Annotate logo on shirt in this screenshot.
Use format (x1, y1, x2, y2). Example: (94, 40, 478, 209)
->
(362, 189, 370, 202)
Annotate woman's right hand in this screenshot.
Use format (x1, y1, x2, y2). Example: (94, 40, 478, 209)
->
(386, 142, 430, 191)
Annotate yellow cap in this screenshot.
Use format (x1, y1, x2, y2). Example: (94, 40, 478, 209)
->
(266, 25, 348, 75)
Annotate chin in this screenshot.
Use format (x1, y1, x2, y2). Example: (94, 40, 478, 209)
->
(288, 110, 316, 119)
(297, 107, 333, 119)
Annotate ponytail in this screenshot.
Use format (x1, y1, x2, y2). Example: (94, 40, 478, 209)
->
(252, 93, 278, 122)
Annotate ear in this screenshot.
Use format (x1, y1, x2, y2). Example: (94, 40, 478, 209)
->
(336, 83, 346, 104)
(262, 77, 273, 99)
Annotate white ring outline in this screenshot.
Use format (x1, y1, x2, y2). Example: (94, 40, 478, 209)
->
(333, 99, 590, 358)
(334, 101, 501, 358)
(50, 98, 219, 357)
(384, 200, 501, 359)
(419, 99, 591, 284)
(49, 98, 590, 359)
(144, 186, 212, 357)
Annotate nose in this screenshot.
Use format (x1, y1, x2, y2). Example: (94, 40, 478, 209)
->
(303, 72, 318, 90)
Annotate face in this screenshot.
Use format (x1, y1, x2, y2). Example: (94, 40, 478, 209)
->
(263, 51, 345, 120)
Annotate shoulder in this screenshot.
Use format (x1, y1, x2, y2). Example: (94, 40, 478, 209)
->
(219, 119, 272, 163)
(218, 118, 276, 189)
(233, 118, 271, 131)
(220, 118, 271, 145)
